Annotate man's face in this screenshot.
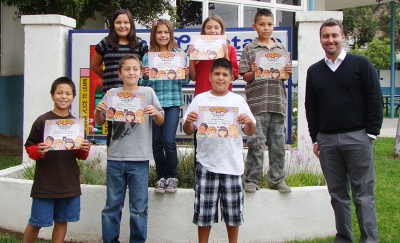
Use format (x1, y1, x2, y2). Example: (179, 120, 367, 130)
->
(199, 125, 206, 135)
(320, 25, 345, 58)
(45, 139, 53, 147)
(107, 109, 115, 118)
(150, 70, 157, 78)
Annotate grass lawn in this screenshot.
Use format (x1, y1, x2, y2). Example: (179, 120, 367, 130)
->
(0, 138, 399, 242)
(286, 138, 400, 243)
(0, 157, 22, 170)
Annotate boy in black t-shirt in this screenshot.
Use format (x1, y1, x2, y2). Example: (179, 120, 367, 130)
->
(23, 77, 91, 243)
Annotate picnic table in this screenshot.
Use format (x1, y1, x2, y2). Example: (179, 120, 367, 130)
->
(382, 94, 400, 116)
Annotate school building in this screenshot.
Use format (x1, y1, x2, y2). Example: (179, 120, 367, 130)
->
(0, 0, 397, 138)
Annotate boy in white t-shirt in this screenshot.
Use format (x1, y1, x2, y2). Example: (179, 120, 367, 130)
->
(183, 58, 256, 242)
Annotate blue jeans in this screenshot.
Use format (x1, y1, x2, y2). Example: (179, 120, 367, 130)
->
(152, 106, 179, 179)
(29, 196, 80, 227)
(102, 160, 149, 243)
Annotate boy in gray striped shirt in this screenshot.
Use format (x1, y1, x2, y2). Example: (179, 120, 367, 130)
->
(239, 8, 292, 193)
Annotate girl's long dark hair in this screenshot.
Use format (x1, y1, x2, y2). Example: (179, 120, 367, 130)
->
(105, 9, 140, 51)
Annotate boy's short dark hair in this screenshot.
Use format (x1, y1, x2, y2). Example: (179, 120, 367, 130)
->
(50, 77, 76, 97)
(210, 58, 233, 76)
(254, 9, 274, 23)
(319, 18, 343, 37)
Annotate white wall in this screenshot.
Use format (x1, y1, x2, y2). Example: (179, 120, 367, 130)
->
(1, 4, 24, 75)
(0, 174, 335, 243)
(379, 70, 400, 88)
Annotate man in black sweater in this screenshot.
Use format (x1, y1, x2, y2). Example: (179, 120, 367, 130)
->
(305, 18, 382, 243)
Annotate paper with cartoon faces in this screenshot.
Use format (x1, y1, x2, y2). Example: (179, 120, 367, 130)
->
(147, 52, 186, 81)
(254, 51, 291, 80)
(104, 90, 147, 123)
(190, 35, 226, 60)
(43, 119, 85, 150)
(196, 106, 240, 139)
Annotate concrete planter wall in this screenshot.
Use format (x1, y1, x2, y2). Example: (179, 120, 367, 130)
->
(0, 165, 335, 243)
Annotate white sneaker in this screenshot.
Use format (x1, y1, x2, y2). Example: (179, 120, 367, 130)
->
(154, 178, 167, 193)
(165, 178, 178, 193)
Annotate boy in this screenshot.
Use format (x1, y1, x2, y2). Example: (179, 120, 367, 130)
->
(95, 55, 164, 243)
(23, 77, 91, 243)
(239, 9, 292, 193)
(183, 58, 256, 242)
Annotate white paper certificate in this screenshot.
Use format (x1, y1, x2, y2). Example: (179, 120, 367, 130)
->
(196, 106, 240, 138)
(190, 35, 226, 60)
(104, 90, 147, 123)
(43, 118, 85, 150)
(147, 52, 186, 80)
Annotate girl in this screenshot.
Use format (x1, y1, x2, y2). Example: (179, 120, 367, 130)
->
(140, 19, 190, 193)
(187, 14, 239, 97)
(90, 9, 148, 147)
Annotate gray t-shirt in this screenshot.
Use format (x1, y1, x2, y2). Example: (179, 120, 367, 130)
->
(103, 87, 163, 161)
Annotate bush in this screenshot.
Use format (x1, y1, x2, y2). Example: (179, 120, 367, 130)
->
(78, 155, 106, 185)
(149, 149, 195, 188)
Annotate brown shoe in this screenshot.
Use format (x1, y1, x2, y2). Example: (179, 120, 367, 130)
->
(244, 184, 258, 193)
(270, 181, 291, 193)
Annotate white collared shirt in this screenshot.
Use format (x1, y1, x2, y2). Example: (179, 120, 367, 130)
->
(324, 49, 347, 72)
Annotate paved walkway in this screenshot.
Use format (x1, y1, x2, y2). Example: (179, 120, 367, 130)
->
(380, 118, 398, 138)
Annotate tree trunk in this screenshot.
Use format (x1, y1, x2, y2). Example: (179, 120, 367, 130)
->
(394, 116, 400, 158)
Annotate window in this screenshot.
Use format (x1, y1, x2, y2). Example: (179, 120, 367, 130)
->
(276, 0, 300, 6)
(209, 2, 239, 28)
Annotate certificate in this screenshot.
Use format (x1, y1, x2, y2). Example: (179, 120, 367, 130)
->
(196, 106, 240, 138)
(104, 90, 147, 123)
(147, 52, 186, 80)
(190, 35, 226, 60)
(43, 119, 85, 150)
(254, 51, 291, 80)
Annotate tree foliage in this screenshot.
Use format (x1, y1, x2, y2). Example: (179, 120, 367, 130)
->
(0, 0, 178, 29)
(351, 37, 391, 69)
(344, 2, 400, 51)
(343, 6, 379, 49)
(176, 0, 203, 28)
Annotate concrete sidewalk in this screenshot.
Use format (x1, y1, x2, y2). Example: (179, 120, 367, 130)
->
(380, 118, 398, 138)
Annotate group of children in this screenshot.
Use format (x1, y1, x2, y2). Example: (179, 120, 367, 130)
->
(23, 8, 291, 243)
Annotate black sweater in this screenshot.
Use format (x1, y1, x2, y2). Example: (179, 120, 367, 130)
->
(305, 53, 383, 143)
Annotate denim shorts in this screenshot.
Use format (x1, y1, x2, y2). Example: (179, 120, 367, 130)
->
(28, 196, 80, 227)
(193, 163, 244, 227)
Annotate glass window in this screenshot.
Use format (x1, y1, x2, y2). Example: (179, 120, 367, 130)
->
(247, 0, 271, 3)
(209, 2, 239, 28)
(176, 1, 238, 28)
(276, 10, 297, 60)
(243, 6, 272, 27)
(276, 0, 300, 6)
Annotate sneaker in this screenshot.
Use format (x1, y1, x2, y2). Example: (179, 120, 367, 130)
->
(270, 181, 291, 193)
(244, 184, 258, 193)
(154, 178, 167, 193)
(165, 178, 178, 193)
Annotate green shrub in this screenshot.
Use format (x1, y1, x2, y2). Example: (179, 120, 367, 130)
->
(148, 149, 195, 188)
(78, 155, 106, 185)
(22, 162, 36, 180)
